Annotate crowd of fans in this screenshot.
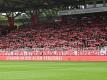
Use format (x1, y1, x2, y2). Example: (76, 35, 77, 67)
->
(0, 18, 106, 50)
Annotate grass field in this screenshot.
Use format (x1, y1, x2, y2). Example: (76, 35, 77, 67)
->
(0, 61, 107, 80)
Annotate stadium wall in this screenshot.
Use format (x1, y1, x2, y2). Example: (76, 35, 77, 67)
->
(0, 48, 107, 61)
(0, 56, 107, 61)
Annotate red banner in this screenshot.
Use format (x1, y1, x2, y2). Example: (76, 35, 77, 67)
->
(0, 56, 107, 61)
(0, 48, 107, 61)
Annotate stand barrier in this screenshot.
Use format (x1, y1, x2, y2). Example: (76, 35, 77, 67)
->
(0, 48, 107, 61)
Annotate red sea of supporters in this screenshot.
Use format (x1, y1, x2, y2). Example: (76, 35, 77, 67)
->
(0, 18, 107, 61)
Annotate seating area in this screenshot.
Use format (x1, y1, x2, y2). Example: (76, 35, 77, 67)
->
(0, 18, 106, 50)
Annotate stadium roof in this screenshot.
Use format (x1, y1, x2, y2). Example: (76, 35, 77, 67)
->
(0, 0, 103, 12)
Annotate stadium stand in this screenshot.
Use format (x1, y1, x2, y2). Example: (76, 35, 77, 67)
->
(0, 18, 106, 50)
(0, 0, 106, 61)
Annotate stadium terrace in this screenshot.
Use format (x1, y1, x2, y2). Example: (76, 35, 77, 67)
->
(0, 0, 106, 61)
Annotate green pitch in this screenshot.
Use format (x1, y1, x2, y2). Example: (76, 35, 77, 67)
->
(0, 61, 107, 80)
